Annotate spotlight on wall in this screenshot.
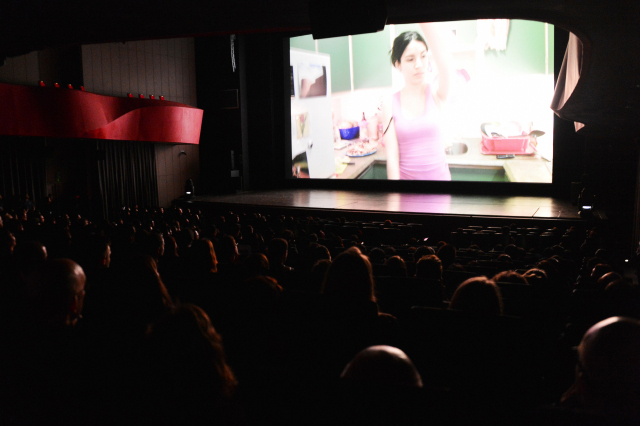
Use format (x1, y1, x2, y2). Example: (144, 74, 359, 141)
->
(184, 179, 195, 199)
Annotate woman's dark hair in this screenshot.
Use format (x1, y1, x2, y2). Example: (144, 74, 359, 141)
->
(310, 259, 332, 294)
(523, 268, 547, 287)
(244, 275, 283, 303)
(449, 276, 503, 316)
(368, 247, 386, 264)
(144, 304, 237, 422)
(492, 270, 528, 285)
(390, 31, 428, 66)
(413, 245, 435, 262)
(215, 235, 237, 264)
(189, 238, 217, 273)
(436, 243, 457, 269)
(415, 254, 443, 281)
(244, 252, 270, 278)
(385, 255, 407, 277)
(322, 247, 375, 302)
(117, 255, 173, 329)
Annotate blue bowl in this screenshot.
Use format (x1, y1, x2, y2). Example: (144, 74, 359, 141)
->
(339, 127, 359, 140)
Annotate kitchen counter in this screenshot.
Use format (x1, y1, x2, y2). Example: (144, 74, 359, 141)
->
(333, 140, 387, 179)
(333, 137, 552, 182)
(447, 138, 552, 183)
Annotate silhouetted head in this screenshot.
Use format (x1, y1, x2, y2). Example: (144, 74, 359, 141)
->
(322, 247, 375, 302)
(591, 263, 613, 284)
(243, 275, 282, 303)
(536, 259, 560, 284)
(216, 236, 238, 265)
(14, 240, 47, 276)
(267, 238, 288, 266)
(163, 234, 178, 257)
(415, 255, 442, 281)
(504, 244, 518, 257)
(413, 245, 435, 262)
(145, 304, 237, 422)
(244, 252, 269, 278)
(78, 235, 111, 271)
(27, 259, 86, 328)
(597, 271, 623, 291)
(0, 229, 16, 258)
(436, 244, 456, 268)
(492, 270, 527, 285)
(341, 345, 423, 388)
(578, 317, 640, 397)
(523, 268, 548, 287)
(385, 255, 407, 277)
(368, 247, 386, 264)
(338, 344, 425, 425)
(120, 255, 173, 323)
(449, 276, 503, 316)
(189, 238, 217, 273)
(309, 259, 332, 294)
(314, 244, 331, 262)
(139, 230, 164, 260)
(175, 228, 195, 252)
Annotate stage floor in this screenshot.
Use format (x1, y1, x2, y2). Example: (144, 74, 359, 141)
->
(187, 189, 581, 220)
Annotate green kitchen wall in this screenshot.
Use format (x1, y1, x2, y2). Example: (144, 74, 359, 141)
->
(318, 37, 351, 93)
(290, 35, 351, 93)
(395, 20, 553, 76)
(352, 26, 392, 90)
(483, 20, 554, 75)
(290, 35, 315, 52)
(290, 19, 554, 95)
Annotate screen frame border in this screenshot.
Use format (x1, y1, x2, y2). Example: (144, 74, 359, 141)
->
(280, 23, 581, 198)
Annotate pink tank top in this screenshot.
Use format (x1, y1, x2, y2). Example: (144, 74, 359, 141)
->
(392, 86, 451, 181)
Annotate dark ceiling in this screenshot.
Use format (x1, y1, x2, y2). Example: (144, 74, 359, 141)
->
(1, 0, 639, 136)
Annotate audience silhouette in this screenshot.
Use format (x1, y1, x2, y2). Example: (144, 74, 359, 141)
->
(0, 198, 636, 425)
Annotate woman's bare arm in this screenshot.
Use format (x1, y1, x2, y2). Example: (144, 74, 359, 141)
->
(381, 96, 400, 180)
(420, 22, 455, 106)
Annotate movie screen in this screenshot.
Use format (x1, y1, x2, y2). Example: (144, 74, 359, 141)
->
(289, 20, 555, 183)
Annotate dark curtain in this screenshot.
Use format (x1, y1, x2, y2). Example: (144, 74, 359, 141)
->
(95, 140, 158, 220)
(0, 136, 47, 210)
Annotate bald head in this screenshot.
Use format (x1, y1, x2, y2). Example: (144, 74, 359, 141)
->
(341, 345, 423, 388)
(578, 317, 640, 390)
(28, 259, 86, 327)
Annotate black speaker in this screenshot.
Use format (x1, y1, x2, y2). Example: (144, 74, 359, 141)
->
(309, 0, 387, 40)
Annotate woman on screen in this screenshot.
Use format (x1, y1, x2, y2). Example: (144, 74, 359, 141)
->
(381, 23, 455, 180)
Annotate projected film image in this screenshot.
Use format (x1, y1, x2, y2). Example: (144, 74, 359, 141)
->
(289, 20, 555, 182)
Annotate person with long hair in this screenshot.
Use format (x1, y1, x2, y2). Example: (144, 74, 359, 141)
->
(449, 276, 503, 317)
(381, 23, 455, 180)
(143, 303, 240, 424)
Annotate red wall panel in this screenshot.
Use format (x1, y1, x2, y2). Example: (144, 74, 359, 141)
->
(0, 83, 202, 144)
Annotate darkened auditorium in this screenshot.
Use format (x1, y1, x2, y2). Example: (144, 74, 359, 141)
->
(1, 0, 639, 424)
